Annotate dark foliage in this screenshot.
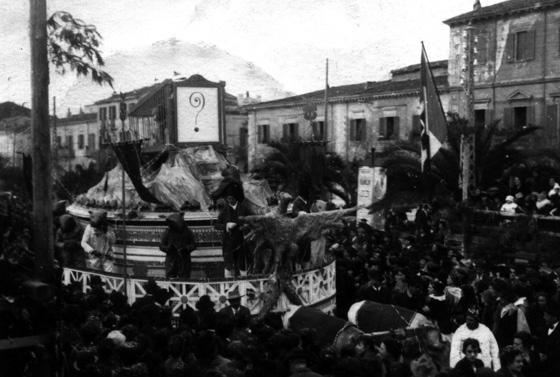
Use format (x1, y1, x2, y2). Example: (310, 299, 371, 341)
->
(252, 141, 358, 205)
(47, 11, 113, 87)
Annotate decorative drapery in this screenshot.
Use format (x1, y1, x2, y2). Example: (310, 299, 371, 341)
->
(111, 140, 160, 204)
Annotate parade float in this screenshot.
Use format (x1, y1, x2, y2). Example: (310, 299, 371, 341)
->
(63, 75, 337, 315)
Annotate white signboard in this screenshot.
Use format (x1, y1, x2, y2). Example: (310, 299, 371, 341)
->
(176, 87, 220, 143)
(356, 166, 386, 229)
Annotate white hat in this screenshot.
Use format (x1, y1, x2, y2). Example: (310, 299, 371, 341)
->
(107, 330, 126, 345)
(505, 195, 514, 202)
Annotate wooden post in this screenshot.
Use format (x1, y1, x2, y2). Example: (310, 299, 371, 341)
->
(30, 0, 54, 280)
(52, 96, 57, 171)
(324, 58, 329, 141)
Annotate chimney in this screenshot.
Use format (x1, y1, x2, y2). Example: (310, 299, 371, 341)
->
(246, 91, 250, 98)
(473, 0, 481, 11)
(66, 108, 72, 117)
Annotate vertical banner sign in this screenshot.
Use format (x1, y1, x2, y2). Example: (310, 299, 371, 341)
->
(371, 167, 387, 230)
(357, 167, 374, 225)
(356, 167, 387, 229)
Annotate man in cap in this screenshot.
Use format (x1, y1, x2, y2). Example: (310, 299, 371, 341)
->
(159, 212, 197, 279)
(218, 287, 251, 329)
(449, 306, 500, 371)
(81, 210, 116, 272)
(214, 190, 252, 278)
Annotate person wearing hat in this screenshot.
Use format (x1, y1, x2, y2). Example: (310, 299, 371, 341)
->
(214, 189, 252, 278)
(159, 212, 197, 279)
(219, 288, 251, 329)
(542, 301, 560, 375)
(500, 195, 520, 215)
(450, 306, 501, 371)
(55, 214, 85, 268)
(81, 210, 116, 271)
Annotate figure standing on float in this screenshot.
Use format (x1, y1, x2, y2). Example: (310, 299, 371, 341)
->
(81, 210, 116, 272)
(212, 166, 250, 278)
(159, 212, 197, 279)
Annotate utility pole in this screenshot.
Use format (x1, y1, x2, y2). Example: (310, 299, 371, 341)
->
(30, 0, 54, 280)
(53, 96, 57, 172)
(324, 58, 329, 140)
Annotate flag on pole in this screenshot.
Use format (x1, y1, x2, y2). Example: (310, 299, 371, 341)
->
(419, 43, 447, 172)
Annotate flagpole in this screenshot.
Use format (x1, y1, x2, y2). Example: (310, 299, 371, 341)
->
(119, 93, 128, 298)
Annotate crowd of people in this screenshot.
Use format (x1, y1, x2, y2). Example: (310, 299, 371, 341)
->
(5, 169, 560, 376)
(468, 174, 560, 217)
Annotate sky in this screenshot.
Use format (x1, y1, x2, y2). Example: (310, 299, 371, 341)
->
(0, 0, 504, 114)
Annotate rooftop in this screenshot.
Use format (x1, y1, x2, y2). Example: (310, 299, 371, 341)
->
(391, 60, 448, 76)
(244, 75, 448, 110)
(444, 0, 560, 26)
(57, 112, 97, 126)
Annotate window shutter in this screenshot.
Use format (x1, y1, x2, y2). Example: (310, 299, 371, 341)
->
(505, 33, 515, 63)
(503, 107, 514, 128)
(359, 120, 366, 141)
(293, 123, 299, 139)
(282, 124, 289, 140)
(477, 33, 488, 65)
(527, 30, 536, 61)
(546, 104, 558, 146)
(394, 117, 400, 140)
(349, 119, 356, 141)
(527, 105, 535, 126)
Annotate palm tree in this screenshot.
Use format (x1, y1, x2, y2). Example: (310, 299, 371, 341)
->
(370, 113, 552, 212)
(251, 141, 358, 206)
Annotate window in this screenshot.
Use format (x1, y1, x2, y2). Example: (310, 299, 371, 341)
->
(239, 128, 248, 147)
(66, 135, 73, 150)
(410, 115, 422, 141)
(514, 106, 527, 128)
(108, 106, 117, 129)
(349, 118, 366, 142)
(109, 106, 117, 119)
(55, 136, 61, 147)
(282, 123, 299, 141)
(257, 124, 270, 144)
(475, 109, 486, 128)
(99, 107, 107, 121)
(78, 134, 85, 149)
(475, 33, 488, 65)
(88, 133, 96, 150)
(379, 117, 400, 140)
(311, 121, 325, 140)
(506, 30, 535, 62)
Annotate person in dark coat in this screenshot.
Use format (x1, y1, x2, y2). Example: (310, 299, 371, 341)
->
(356, 270, 390, 304)
(55, 214, 85, 268)
(159, 213, 197, 279)
(451, 338, 488, 377)
(218, 288, 251, 330)
(542, 302, 560, 376)
(214, 193, 251, 278)
(211, 166, 244, 204)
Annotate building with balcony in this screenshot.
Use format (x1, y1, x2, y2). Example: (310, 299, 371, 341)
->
(444, 0, 560, 147)
(245, 61, 449, 169)
(52, 111, 98, 170)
